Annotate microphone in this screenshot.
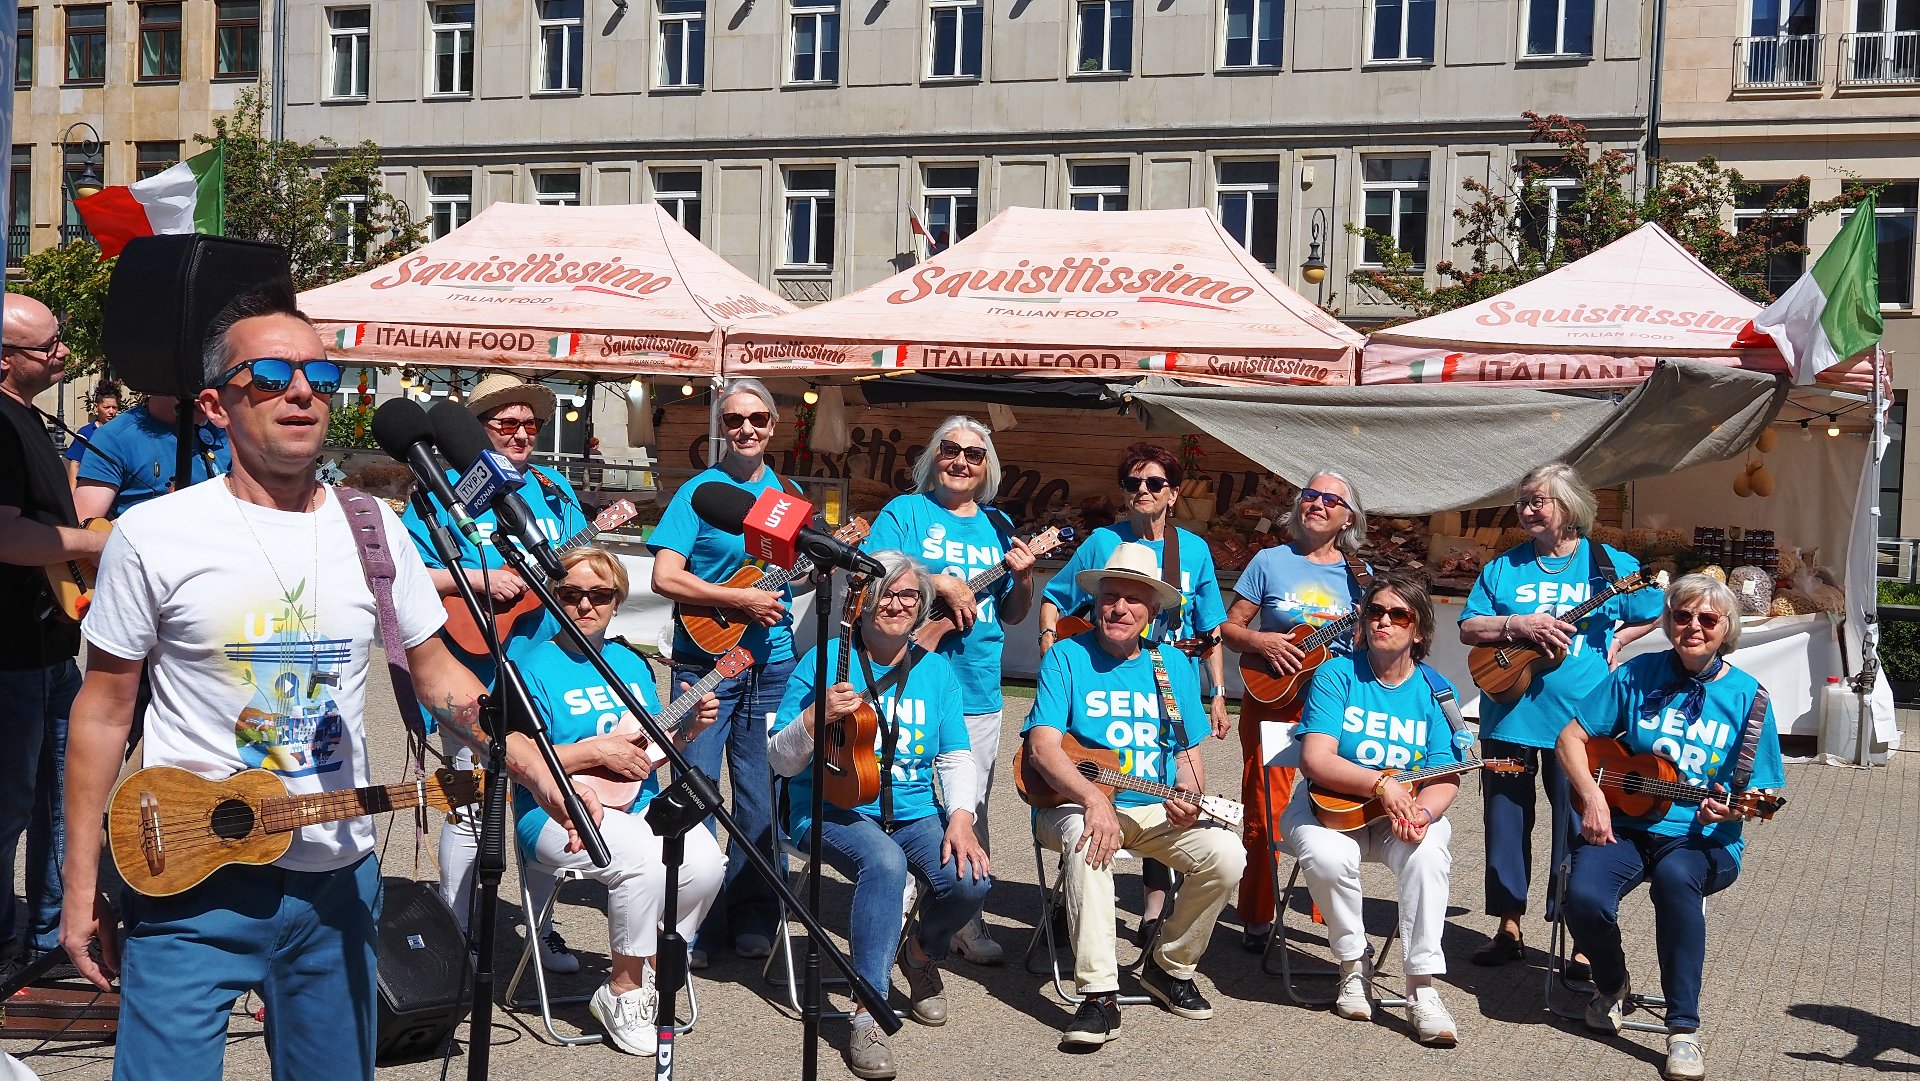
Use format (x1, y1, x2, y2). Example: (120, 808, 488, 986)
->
(690, 482, 885, 578)
(371, 399, 484, 547)
(427, 400, 568, 581)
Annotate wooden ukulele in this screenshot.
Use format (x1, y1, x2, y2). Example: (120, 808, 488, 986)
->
(1237, 611, 1362, 706)
(676, 517, 871, 656)
(1468, 569, 1667, 704)
(109, 765, 483, 897)
(574, 645, 755, 809)
(1307, 758, 1524, 832)
(821, 581, 883, 809)
(915, 526, 1075, 652)
(1584, 736, 1787, 822)
(41, 518, 113, 622)
(1012, 732, 1244, 826)
(1054, 614, 1215, 658)
(442, 499, 640, 656)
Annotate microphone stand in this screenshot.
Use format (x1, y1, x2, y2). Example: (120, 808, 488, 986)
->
(407, 491, 609, 1081)
(800, 569, 856, 1081)
(481, 533, 900, 1080)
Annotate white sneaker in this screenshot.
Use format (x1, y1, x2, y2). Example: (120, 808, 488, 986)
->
(1333, 959, 1372, 1021)
(1407, 986, 1458, 1047)
(538, 929, 581, 975)
(588, 981, 659, 1057)
(1665, 1033, 1705, 1081)
(950, 917, 1005, 966)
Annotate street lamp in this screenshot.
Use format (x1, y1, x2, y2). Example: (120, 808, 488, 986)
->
(60, 122, 104, 248)
(1298, 207, 1329, 308)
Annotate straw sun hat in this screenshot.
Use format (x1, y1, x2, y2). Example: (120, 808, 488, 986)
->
(1073, 542, 1184, 610)
(465, 374, 556, 421)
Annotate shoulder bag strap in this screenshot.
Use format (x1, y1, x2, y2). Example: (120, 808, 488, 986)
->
(1730, 685, 1771, 792)
(1417, 661, 1477, 757)
(336, 486, 432, 772)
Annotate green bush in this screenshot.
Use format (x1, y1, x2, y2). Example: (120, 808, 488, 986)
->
(1876, 580, 1920, 683)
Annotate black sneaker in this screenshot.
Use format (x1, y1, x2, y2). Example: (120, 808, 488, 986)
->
(1059, 994, 1121, 1050)
(1140, 956, 1214, 1020)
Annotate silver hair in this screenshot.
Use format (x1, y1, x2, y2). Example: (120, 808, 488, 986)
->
(863, 549, 937, 635)
(1284, 467, 1368, 554)
(1663, 573, 1744, 655)
(911, 415, 1003, 501)
(717, 377, 780, 422)
(1518, 462, 1597, 537)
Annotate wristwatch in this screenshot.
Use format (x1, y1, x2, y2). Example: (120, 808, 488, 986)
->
(1038, 628, 1057, 645)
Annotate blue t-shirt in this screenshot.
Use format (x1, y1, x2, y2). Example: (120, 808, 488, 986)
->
(63, 421, 99, 463)
(1022, 635, 1210, 807)
(1233, 543, 1363, 649)
(1043, 522, 1227, 647)
(76, 404, 231, 517)
(1462, 539, 1663, 748)
(513, 640, 665, 853)
(866, 492, 1016, 714)
(649, 466, 796, 664)
(771, 641, 970, 842)
(1299, 652, 1463, 772)
(1574, 651, 1784, 862)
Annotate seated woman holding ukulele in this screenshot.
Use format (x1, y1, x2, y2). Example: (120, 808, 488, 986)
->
(1556, 574, 1785, 1081)
(1283, 569, 1464, 1047)
(514, 548, 725, 1058)
(769, 550, 990, 1081)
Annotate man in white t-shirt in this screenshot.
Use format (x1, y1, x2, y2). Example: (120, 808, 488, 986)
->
(57, 284, 601, 1081)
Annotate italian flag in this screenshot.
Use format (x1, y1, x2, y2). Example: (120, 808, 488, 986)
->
(548, 333, 580, 358)
(334, 324, 368, 349)
(1137, 352, 1180, 371)
(1408, 353, 1462, 383)
(1750, 195, 1884, 385)
(870, 344, 909, 367)
(73, 145, 225, 259)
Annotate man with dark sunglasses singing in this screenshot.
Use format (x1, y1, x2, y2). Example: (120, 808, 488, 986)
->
(59, 284, 602, 1081)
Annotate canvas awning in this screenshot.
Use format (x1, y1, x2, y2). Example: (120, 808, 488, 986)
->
(299, 202, 794, 377)
(723, 207, 1362, 387)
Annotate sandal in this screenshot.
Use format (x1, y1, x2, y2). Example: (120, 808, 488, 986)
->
(1470, 930, 1525, 966)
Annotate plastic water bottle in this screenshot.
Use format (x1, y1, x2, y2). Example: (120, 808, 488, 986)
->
(1820, 676, 1857, 764)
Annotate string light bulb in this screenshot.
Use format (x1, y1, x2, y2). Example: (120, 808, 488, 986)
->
(570, 393, 586, 407)
(399, 369, 413, 389)
(1827, 412, 1840, 437)
(565, 407, 580, 422)
(1801, 419, 1812, 441)
(680, 382, 695, 396)
(803, 387, 820, 406)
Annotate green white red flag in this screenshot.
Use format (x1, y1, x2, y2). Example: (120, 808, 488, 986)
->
(1750, 195, 1883, 386)
(74, 145, 225, 258)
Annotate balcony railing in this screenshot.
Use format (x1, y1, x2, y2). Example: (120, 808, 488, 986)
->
(1734, 33, 1824, 89)
(1842, 29, 1920, 86)
(58, 223, 92, 247)
(6, 225, 28, 268)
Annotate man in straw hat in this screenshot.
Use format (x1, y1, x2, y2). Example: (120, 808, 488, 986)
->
(1020, 542, 1245, 1052)
(399, 373, 590, 968)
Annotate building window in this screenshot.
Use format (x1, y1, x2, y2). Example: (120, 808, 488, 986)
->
(653, 170, 702, 239)
(1732, 182, 1808, 300)
(215, 1, 261, 76)
(1069, 162, 1129, 211)
(329, 8, 371, 99)
(16, 8, 33, 88)
(1743, 0, 1820, 85)
(429, 3, 475, 97)
(783, 167, 836, 268)
(790, 0, 838, 83)
(536, 0, 584, 91)
(1216, 160, 1279, 267)
(427, 173, 473, 238)
(1516, 155, 1579, 262)
(136, 141, 179, 181)
(1882, 391, 1907, 538)
(1876, 182, 1918, 309)
(1523, 0, 1593, 55)
(1847, 0, 1919, 83)
(1222, 0, 1281, 67)
(331, 193, 369, 261)
(138, 3, 183, 80)
(1370, 0, 1434, 61)
(63, 144, 102, 244)
(534, 171, 582, 207)
(928, 0, 982, 78)
(659, 0, 705, 87)
(921, 165, 978, 254)
(1077, 0, 1132, 72)
(64, 5, 107, 84)
(1362, 156, 1429, 267)
(9, 147, 30, 269)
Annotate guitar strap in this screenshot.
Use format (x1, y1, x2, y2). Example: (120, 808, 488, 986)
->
(1158, 525, 1184, 642)
(1147, 646, 1191, 789)
(1590, 539, 1620, 585)
(337, 486, 434, 774)
(1416, 662, 1477, 757)
(853, 630, 923, 832)
(1344, 552, 1374, 594)
(1730, 686, 1771, 792)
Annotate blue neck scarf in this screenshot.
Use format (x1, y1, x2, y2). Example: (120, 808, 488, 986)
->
(1639, 650, 1725, 733)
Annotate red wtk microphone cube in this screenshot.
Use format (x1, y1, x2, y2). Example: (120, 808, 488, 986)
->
(741, 487, 812, 568)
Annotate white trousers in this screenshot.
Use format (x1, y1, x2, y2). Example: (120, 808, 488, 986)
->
(963, 710, 1001, 854)
(438, 733, 562, 936)
(1280, 798, 1454, 977)
(530, 807, 727, 958)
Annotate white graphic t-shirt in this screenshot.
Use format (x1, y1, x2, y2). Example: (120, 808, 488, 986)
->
(85, 482, 445, 872)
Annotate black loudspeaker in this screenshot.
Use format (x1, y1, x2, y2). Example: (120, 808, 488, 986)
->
(101, 233, 291, 397)
(375, 877, 472, 1066)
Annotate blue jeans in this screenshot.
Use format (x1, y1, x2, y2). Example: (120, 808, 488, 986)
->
(1481, 738, 1577, 920)
(0, 660, 80, 955)
(1562, 831, 1741, 1032)
(806, 806, 991, 996)
(117, 854, 382, 1081)
(675, 653, 793, 950)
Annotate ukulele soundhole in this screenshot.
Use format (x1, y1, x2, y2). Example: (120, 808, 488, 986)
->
(210, 798, 257, 840)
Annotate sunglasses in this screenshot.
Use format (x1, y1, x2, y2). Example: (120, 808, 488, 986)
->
(1513, 496, 1556, 512)
(1669, 609, 1724, 631)
(1363, 603, 1416, 628)
(485, 416, 545, 436)
(1299, 488, 1350, 511)
(938, 440, 987, 466)
(875, 587, 924, 607)
(1121, 475, 1172, 494)
(214, 357, 343, 395)
(722, 411, 773, 430)
(556, 586, 620, 607)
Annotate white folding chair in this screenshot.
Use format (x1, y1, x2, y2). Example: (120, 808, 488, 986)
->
(1544, 855, 1682, 1034)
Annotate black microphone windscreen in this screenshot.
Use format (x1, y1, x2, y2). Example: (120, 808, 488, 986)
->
(689, 482, 757, 535)
(371, 398, 433, 460)
(429, 399, 493, 472)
